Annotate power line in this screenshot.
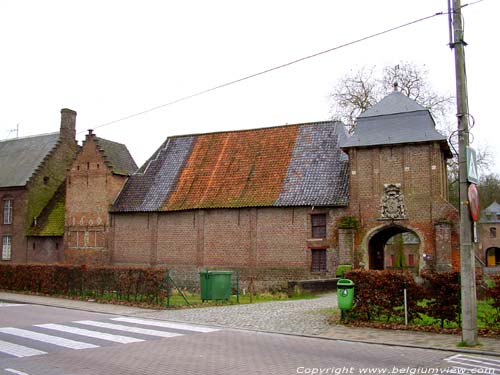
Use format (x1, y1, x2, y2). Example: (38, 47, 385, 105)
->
(88, 10, 448, 134)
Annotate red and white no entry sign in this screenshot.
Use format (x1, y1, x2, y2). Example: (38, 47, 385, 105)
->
(468, 183, 480, 222)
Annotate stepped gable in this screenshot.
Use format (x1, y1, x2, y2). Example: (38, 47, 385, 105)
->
(113, 121, 349, 212)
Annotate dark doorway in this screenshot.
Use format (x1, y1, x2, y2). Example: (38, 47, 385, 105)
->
(368, 225, 420, 270)
(486, 247, 500, 266)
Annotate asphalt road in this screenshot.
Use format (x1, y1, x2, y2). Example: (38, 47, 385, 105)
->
(0, 302, 498, 375)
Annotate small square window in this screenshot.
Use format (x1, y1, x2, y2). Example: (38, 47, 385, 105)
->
(490, 227, 497, 238)
(311, 214, 327, 238)
(2, 235, 12, 260)
(311, 249, 327, 272)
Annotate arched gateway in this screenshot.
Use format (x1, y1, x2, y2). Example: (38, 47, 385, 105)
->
(367, 224, 421, 270)
(340, 91, 458, 272)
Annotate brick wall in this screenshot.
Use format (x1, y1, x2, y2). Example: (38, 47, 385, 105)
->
(110, 206, 347, 290)
(479, 222, 500, 266)
(0, 188, 28, 263)
(1, 110, 78, 264)
(26, 236, 63, 263)
(346, 142, 458, 271)
(64, 133, 128, 264)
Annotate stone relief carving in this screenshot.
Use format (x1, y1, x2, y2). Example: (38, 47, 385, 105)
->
(380, 183, 406, 220)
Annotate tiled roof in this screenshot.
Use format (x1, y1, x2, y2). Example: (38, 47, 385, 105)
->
(480, 201, 500, 223)
(113, 121, 349, 212)
(359, 91, 426, 118)
(95, 137, 138, 176)
(341, 92, 452, 158)
(0, 133, 59, 188)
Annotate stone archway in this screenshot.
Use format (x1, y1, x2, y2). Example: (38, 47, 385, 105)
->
(367, 224, 421, 270)
(486, 247, 500, 267)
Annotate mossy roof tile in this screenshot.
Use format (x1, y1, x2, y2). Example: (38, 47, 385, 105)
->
(113, 121, 349, 212)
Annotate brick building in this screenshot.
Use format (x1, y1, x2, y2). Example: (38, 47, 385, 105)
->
(478, 201, 500, 271)
(64, 130, 137, 264)
(109, 91, 459, 289)
(341, 92, 459, 272)
(0, 109, 79, 263)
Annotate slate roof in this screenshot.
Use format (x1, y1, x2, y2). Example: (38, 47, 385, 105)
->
(0, 133, 60, 188)
(359, 91, 427, 118)
(113, 121, 349, 212)
(341, 92, 452, 158)
(94, 137, 138, 176)
(480, 201, 500, 223)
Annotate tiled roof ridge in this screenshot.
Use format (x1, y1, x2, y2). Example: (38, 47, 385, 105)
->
(165, 120, 338, 140)
(358, 108, 427, 120)
(0, 131, 58, 144)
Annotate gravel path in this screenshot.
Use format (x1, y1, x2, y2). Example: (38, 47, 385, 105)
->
(136, 293, 338, 335)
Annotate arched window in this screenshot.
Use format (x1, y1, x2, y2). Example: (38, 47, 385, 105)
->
(490, 227, 497, 238)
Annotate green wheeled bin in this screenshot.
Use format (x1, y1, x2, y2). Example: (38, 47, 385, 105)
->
(200, 270, 233, 301)
(337, 278, 355, 310)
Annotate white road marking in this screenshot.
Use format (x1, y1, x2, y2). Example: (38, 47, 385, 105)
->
(111, 317, 220, 333)
(0, 327, 98, 350)
(35, 323, 144, 344)
(0, 340, 46, 358)
(75, 320, 183, 338)
(445, 354, 500, 374)
(0, 304, 26, 307)
(4, 369, 31, 375)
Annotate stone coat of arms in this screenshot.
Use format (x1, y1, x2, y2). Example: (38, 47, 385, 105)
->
(380, 183, 406, 220)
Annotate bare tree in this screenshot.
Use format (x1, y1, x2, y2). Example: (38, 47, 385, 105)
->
(330, 62, 453, 133)
(330, 62, 493, 208)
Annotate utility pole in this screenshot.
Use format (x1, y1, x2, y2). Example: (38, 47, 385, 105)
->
(450, 0, 477, 345)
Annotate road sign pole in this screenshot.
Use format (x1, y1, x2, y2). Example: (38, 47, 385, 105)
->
(451, 0, 477, 346)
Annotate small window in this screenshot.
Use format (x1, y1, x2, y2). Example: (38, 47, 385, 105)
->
(311, 214, 327, 238)
(311, 249, 327, 272)
(43, 176, 49, 185)
(3, 199, 12, 225)
(2, 236, 12, 260)
(77, 165, 80, 171)
(97, 163, 100, 169)
(490, 227, 497, 238)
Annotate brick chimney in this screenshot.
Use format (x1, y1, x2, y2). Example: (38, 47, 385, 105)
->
(60, 108, 77, 141)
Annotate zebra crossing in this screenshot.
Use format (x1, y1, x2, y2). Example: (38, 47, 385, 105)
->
(0, 316, 220, 359)
(444, 354, 500, 374)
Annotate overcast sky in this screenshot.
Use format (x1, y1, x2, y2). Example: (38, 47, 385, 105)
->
(1, 0, 497, 174)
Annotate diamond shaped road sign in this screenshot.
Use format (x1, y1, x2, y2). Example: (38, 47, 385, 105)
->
(466, 147, 479, 184)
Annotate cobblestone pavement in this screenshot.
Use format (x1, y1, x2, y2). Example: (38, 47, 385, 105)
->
(136, 293, 337, 335)
(1, 291, 499, 356)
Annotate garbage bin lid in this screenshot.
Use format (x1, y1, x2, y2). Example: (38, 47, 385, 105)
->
(337, 278, 355, 286)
